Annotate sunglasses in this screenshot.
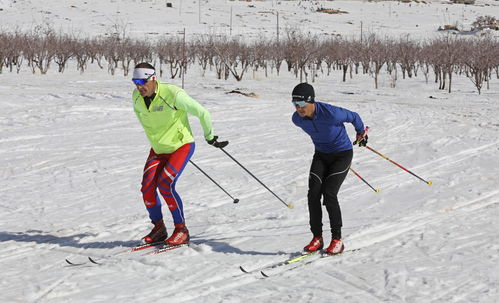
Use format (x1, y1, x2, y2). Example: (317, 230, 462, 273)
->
(132, 73, 155, 86)
(292, 100, 307, 108)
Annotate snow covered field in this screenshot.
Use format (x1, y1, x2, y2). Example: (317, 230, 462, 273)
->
(1, 0, 499, 302)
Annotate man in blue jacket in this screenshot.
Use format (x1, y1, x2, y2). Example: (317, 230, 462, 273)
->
(291, 83, 367, 255)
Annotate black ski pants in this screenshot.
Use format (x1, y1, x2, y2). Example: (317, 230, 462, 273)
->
(308, 149, 353, 240)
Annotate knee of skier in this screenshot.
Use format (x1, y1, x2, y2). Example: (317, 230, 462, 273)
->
(322, 193, 339, 206)
(307, 174, 322, 200)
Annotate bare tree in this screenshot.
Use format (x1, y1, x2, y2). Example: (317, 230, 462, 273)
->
(74, 38, 92, 74)
(251, 38, 270, 78)
(23, 25, 57, 75)
(366, 34, 390, 89)
(156, 37, 184, 79)
(213, 37, 252, 81)
(396, 36, 420, 79)
(337, 38, 356, 82)
(193, 36, 215, 77)
(463, 38, 496, 94)
(438, 36, 463, 93)
(268, 40, 284, 76)
(53, 33, 75, 73)
(282, 30, 318, 82)
(0, 31, 7, 74)
(11, 32, 25, 73)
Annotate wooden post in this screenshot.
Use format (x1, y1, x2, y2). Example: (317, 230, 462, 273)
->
(230, 6, 233, 36)
(182, 28, 186, 89)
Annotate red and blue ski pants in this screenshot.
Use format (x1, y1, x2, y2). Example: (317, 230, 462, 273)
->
(141, 143, 195, 224)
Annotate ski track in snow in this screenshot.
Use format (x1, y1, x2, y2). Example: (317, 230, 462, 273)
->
(1, 0, 499, 302)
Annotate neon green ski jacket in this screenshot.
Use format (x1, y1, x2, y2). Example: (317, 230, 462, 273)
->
(133, 81, 214, 154)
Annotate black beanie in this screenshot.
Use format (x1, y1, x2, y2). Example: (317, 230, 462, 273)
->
(292, 83, 315, 102)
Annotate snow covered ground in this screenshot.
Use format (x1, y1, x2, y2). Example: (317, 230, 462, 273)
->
(1, 0, 499, 39)
(1, 0, 499, 302)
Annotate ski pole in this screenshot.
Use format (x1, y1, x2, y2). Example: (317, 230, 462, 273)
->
(189, 160, 240, 204)
(364, 146, 432, 185)
(349, 168, 380, 193)
(219, 148, 294, 209)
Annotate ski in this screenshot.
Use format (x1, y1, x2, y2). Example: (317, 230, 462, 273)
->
(65, 258, 87, 266)
(239, 251, 321, 275)
(88, 257, 102, 265)
(259, 248, 361, 277)
(65, 256, 103, 266)
(145, 243, 189, 255)
(65, 242, 189, 266)
(129, 241, 165, 252)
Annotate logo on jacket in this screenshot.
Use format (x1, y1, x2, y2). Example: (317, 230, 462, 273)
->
(151, 106, 164, 112)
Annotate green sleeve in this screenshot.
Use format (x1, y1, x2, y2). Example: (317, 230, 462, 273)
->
(174, 90, 215, 141)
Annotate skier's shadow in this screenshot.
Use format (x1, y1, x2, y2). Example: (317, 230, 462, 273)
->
(0, 231, 284, 255)
(192, 238, 284, 256)
(0, 230, 138, 249)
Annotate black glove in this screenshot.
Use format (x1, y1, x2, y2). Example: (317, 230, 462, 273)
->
(355, 131, 368, 147)
(207, 136, 229, 148)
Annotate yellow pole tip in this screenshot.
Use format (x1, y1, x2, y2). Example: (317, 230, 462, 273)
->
(428, 181, 433, 185)
(375, 189, 380, 193)
(288, 203, 294, 209)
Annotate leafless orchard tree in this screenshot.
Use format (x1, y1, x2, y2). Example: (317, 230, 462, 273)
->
(102, 36, 122, 75)
(386, 41, 399, 88)
(268, 41, 285, 76)
(251, 38, 270, 78)
(120, 38, 152, 76)
(3, 31, 25, 73)
(22, 26, 57, 75)
(156, 37, 184, 79)
(365, 34, 390, 89)
(0, 32, 8, 74)
(129, 39, 154, 72)
(322, 38, 339, 77)
(338, 39, 358, 82)
(396, 36, 420, 79)
(193, 36, 215, 77)
(73, 38, 92, 74)
(430, 36, 464, 93)
(213, 37, 252, 81)
(463, 37, 496, 94)
(53, 33, 76, 73)
(282, 30, 319, 82)
(89, 38, 106, 70)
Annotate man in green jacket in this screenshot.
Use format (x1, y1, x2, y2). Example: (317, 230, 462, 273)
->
(132, 62, 227, 246)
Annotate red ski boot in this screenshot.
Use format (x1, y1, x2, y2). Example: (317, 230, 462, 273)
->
(304, 236, 324, 253)
(165, 223, 190, 246)
(324, 239, 344, 255)
(142, 220, 168, 244)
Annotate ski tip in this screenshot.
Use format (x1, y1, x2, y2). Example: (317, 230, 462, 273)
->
(88, 257, 101, 265)
(260, 271, 269, 278)
(65, 259, 85, 266)
(239, 266, 249, 273)
(65, 259, 75, 265)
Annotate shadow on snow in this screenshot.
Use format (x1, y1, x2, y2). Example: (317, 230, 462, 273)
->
(0, 230, 283, 255)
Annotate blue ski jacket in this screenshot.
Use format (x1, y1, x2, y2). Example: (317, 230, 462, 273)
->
(292, 101, 365, 154)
